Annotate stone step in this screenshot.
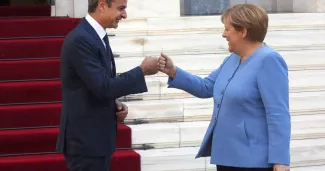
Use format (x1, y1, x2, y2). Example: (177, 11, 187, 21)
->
(107, 13, 325, 36)
(291, 166, 325, 171)
(136, 138, 325, 170)
(130, 114, 325, 149)
(116, 49, 325, 74)
(125, 91, 325, 123)
(123, 69, 325, 101)
(110, 29, 325, 58)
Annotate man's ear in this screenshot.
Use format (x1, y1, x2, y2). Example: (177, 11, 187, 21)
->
(98, 0, 106, 12)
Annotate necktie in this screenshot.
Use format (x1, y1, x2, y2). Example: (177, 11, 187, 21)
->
(103, 34, 116, 77)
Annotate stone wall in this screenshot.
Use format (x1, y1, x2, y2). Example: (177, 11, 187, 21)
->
(52, 0, 325, 17)
(181, 0, 294, 15)
(181, 0, 325, 15)
(54, 0, 181, 18)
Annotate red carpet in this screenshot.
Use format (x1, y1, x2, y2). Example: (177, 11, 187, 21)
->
(0, 38, 63, 60)
(0, 103, 61, 128)
(0, 125, 131, 155)
(0, 18, 80, 38)
(0, 80, 61, 104)
(0, 150, 140, 171)
(0, 59, 60, 81)
(0, 5, 141, 171)
(0, 5, 51, 17)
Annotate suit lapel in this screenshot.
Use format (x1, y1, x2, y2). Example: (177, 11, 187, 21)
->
(81, 18, 115, 77)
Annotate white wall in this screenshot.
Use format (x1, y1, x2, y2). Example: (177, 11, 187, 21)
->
(55, 0, 181, 18)
(74, 0, 88, 18)
(54, 0, 74, 17)
(126, 0, 180, 19)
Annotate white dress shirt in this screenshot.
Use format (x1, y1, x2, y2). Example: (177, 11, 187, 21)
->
(85, 14, 114, 70)
(85, 14, 107, 48)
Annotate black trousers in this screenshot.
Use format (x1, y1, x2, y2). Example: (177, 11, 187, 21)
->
(217, 165, 273, 171)
(64, 155, 111, 171)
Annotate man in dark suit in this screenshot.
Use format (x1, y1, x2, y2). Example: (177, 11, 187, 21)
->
(56, 0, 162, 170)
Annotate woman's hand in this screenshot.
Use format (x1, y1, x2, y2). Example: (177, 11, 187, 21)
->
(159, 52, 176, 79)
(274, 164, 290, 171)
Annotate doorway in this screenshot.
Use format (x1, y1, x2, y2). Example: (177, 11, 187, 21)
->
(0, 0, 10, 6)
(0, 0, 49, 6)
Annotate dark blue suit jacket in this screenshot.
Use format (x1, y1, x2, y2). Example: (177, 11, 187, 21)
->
(56, 18, 148, 157)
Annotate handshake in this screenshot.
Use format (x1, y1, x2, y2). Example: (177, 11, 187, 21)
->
(140, 53, 176, 78)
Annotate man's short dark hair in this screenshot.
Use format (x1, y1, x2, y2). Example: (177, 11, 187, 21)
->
(88, 0, 113, 13)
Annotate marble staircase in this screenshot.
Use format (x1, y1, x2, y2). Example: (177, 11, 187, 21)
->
(131, 113, 325, 149)
(109, 29, 325, 58)
(138, 137, 325, 171)
(124, 91, 325, 123)
(119, 68, 325, 102)
(108, 13, 325, 170)
(107, 13, 325, 36)
(116, 50, 325, 76)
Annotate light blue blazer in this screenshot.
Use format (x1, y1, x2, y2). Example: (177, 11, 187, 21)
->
(168, 45, 291, 168)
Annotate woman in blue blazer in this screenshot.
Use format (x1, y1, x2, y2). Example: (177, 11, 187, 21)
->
(159, 4, 291, 171)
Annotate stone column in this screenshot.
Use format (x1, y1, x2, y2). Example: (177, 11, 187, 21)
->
(74, 0, 87, 18)
(180, 0, 186, 15)
(54, 0, 74, 17)
(293, 0, 325, 12)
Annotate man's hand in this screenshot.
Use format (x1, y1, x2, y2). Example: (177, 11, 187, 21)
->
(159, 52, 176, 79)
(274, 164, 290, 171)
(116, 100, 128, 122)
(140, 56, 159, 75)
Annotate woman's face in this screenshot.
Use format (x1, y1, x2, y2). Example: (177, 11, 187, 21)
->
(222, 17, 246, 53)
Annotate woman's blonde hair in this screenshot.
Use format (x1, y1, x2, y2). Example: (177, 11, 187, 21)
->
(221, 4, 268, 42)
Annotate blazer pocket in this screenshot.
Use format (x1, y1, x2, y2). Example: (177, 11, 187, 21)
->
(237, 121, 250, 146)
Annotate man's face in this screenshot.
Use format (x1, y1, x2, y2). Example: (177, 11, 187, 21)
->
(99, 0, 127, 29)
